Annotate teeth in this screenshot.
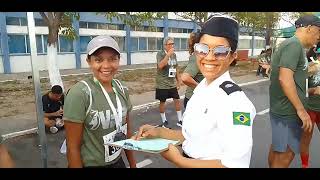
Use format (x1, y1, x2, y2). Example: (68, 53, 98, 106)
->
(203, 64, 216, 68)
(101, 71, 111, 75)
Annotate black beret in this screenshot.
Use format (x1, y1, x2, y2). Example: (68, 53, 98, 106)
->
(200, 16, 239, 52)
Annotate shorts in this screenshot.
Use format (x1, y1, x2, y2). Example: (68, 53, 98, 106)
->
(155, 88, 180, 102)
(308, 110, 320, 124)
(269, 112, 302, 154)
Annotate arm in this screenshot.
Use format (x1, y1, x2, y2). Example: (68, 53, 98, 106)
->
(44, 110, 62, 118)
(308, 86, 320, 95)
(279, 68, 305, 111)
(176, 66, 182, 89)
(181, 73, 198, 88)
(64, 121, 84, 168)
(157, 53, 171, 70)
(0, 144, 14, 168)
(279, 68, 312, 132)
(134, 124, 184, 142)
(124, 115, 136, 168)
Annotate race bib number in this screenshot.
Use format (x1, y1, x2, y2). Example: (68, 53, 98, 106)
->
(103, 124, 127, 162)
(168, 67, 176, 77)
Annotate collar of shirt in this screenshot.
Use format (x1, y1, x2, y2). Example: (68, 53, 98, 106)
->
(195, 71, 232, 94)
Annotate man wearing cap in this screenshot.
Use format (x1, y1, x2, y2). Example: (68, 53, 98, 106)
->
(133, 15, 256, 168)
(299, 43, 320, 168)
(268, 15, 320, 168)
(63, 35, 136, 168)
(156, 37, 183, 128)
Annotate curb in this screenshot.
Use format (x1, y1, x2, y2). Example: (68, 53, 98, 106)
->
(2, 78, 269, 140)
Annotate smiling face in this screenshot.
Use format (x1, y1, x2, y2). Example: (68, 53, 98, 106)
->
(196, 34, 236, 84)
(87, 47, 120, 86)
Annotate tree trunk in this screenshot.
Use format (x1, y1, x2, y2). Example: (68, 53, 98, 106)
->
(46, 24, 64, 90)
(47, 43, 64, 91)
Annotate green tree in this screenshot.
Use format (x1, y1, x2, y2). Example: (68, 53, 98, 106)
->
(173, 12, 210, 27)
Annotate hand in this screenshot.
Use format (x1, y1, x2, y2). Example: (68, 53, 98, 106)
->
(131, 124, 161, 140)
(177, 82, 181, 90)
(48, 120, 56, 127)
(160, 144, 182, 163)
(297, 109, 313, 133)
(55, 109, 63, 116)
(167, 48, 175, 56)
(315, 86, 320, 95)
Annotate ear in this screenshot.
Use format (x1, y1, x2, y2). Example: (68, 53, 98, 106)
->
(228, 52, 237, 65)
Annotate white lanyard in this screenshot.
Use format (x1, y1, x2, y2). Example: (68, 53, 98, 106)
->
(97, 80, 123, 132)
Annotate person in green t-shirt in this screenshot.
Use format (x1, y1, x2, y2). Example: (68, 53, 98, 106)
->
(63, 35, 136, 168)
(155, 37, 183, 128)
(0, 133, 14, 168)
(268, 15, 320, 168)
(299, 45, 320, 168)
(181, 32, 204, 108)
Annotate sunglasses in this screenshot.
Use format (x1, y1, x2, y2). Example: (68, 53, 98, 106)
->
(166, 43, 175, 46)
(194, 43, 231, 60)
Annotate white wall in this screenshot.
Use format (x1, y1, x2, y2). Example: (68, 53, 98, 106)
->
(0, 56, 4, 73)
(131, 31, 163, 38)
(168, 33, 189, 38)
(131, 52, 157, 64)
(10, 55, 32, 73)
(9, 54, 77, 73)
(175, 51, 189, 61)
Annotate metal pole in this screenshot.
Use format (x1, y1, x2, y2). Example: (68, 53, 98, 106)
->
(26, 12, 48, 168)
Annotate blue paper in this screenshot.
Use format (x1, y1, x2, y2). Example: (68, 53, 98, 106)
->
(107, 138, 180, 153)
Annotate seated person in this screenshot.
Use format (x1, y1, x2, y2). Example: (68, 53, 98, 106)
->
(42, 85, 64, 134)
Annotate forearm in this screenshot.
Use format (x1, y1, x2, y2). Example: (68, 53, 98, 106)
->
(280, 77, 305, 111)
(0, 144, 14, 168)
(158, 55, 170, 69)
(159, 128, 184, 142)
(44, 112, 56, 117)
(174, 156, 225, 168)
(181, 73, 198, 88)
(67, 148, 83, 168)
(124, 149, 136, 168)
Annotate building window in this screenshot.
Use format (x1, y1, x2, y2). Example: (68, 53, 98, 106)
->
(88, 22, 97, 29)
(80, 36, 93, 53)
(156, 38, 163, 50)
(112, 36, 125, 52)
(35, 19, 47, 26)
(255, 39, 266, 49)
(35, 34, 48, 54)
(79, 21, 88, 28)
(58, 36, 74, 53)
(131, 37, 138, 51)
(174, 38, 181, 50)
(148, 37, 156, 51)
(97, 23, 108, 30)
(238, 39, 251, 49)
(180, 38, 187, 50)
(8, 35, 31, 54)
(138, 37, 147, 51)
(6, 17, 28, 26)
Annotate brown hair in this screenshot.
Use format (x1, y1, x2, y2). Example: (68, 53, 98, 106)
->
(188, 32, 199, 55)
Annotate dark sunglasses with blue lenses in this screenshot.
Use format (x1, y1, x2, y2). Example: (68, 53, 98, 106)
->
(194, 43, 232, 60)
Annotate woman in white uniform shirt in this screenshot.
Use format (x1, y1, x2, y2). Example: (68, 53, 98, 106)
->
(133, 15, 256, 168)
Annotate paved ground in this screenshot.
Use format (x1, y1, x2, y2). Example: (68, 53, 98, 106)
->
(4, 80, 319, 168)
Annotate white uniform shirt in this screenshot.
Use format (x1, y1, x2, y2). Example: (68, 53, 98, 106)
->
(182, 71, 256, 168)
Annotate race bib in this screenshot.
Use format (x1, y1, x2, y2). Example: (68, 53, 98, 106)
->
(103, 124, 127, 162)
(168, 67, 176, 77)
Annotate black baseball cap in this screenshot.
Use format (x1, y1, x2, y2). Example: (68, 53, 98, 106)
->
(295, 15, 320, 28)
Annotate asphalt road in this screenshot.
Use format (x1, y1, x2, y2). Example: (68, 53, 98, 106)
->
(4, 81, 320, 168)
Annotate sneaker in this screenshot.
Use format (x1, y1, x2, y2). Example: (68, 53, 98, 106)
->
(49, 126, 58, 134)
(162, 121, 169, 128)
(176, 121, 182, 127)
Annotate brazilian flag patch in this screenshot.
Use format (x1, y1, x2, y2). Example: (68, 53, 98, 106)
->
(233, 112, 251, 126)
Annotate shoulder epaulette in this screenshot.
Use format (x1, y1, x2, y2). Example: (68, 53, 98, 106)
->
(219, 81, 242, 95)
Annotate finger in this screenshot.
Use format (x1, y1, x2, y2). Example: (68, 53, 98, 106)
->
(136, 124, 152, 140)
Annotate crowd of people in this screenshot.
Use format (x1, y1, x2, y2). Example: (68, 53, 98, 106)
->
(1, 14, 319, 168)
